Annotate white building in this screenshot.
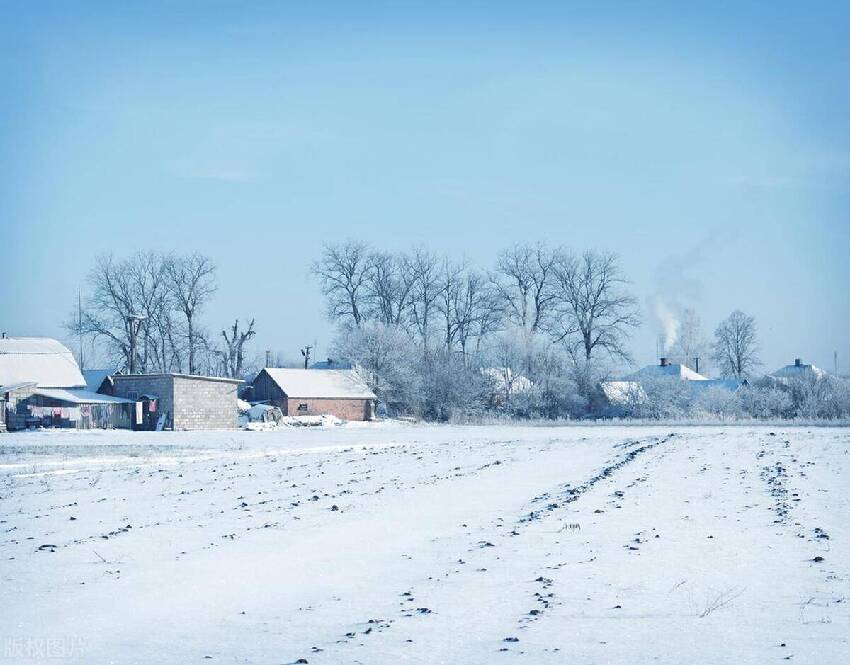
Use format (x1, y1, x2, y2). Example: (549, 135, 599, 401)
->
(0, 336, 133, 430)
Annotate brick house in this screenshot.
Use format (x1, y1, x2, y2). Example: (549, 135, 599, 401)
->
(251, 368, 376, 421)
(107, 373, 242, 430)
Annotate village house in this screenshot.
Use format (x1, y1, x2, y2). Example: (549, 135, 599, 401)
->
(104, 373, 243, 430)
(251, 368, 376, 421)
(0, 336, 134, 430)
(771, 358, 827, 382)
(601, 357, 745, 410)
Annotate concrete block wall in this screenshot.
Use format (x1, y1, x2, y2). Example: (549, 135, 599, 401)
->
(173, 376, 239, 430)
(111, 375, 175, 425)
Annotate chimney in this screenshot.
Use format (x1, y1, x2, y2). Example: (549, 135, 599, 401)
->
(794, 358, 802, 367)
(694, 357, 700, 374)
(660, 357, 669, 367)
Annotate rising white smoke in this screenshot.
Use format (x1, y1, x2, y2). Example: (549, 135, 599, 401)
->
(652, 297, 680, 352)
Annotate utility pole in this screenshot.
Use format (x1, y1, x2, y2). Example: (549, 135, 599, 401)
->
(835, 350, 839, 376)
(78, 291, 84, 371)
(127, 313, 147, 374)
(301, 345, 312, 369)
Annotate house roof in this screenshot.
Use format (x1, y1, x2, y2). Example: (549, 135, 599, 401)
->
(310, 358, 353, 370)
(260, 368, 376, 399)
(772, 361, 827, 380)
(31, 388, 135, 405)
(83, 368, 116, 392)
(0, 337, 86, 388)
(111, 373, 243, 384)
(687, 379, 745, 393)
(600, 380, 646, 404)
(625, 363, 708, 381)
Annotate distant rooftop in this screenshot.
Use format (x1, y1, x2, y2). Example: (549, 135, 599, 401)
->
(625, 358, 708, 381)
(310, 358, 353, 370)
(772, 358, 827, 380)
(260, 368, 375, 399)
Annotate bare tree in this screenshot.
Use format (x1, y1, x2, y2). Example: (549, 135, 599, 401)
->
(409, 248, 441, 350)
(549, 250, 640, 364)
(671, 308, 708, 372)
(311, 241, 370, 326)
(712, 310, 759, 379)
(437, 259, 466, 352)
(165, 253, 217, 374)
(219, 319, 256, 379)
(454, 271, 500, 361)
(364, 251, 416, 326)
(69, 252, 171, 372)
(493, 243, 558, 333)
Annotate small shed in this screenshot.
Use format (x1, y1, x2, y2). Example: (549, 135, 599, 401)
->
(108, 373, 243, 430)
(23, 388, 134, 430)
(252, 368, 376, 421)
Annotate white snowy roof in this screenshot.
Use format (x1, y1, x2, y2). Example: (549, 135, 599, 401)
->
(0, 337, 86, 388)
(261, 368, 376, 399)
(31, 388, 135, 405)
(481, 367, 534, 394)
(772, 360, 827, 380)
(600, 380, 646, 404)
(626, 363, 708, 381)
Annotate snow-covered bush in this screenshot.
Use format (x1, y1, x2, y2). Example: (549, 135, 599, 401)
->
(736, 383, 793, 419)
(636, 377, 692, 419)
(692, 385, 742, 419)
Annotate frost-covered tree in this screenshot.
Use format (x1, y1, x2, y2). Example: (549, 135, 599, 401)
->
(671, 308, 709, 372)
(712, 310, 760, 379)
(331, 321, 420, 415)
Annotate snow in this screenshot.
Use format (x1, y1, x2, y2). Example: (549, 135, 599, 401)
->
(1, 424, 848, 663)
(600, 380, 645, 404)
(0, 337, 86, 388)
(626, 362, 708, 381)
(261, 367, 376, 399)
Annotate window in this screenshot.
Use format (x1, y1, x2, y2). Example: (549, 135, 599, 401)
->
(297, 403, 308, 412)
(127, 391, 138, 400)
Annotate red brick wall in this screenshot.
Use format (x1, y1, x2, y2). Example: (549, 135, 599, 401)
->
(284, 397, 373, 421)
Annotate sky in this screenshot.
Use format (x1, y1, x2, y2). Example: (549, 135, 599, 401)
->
(1, 1, 848, 375)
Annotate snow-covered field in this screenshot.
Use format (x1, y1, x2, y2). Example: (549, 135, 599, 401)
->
(1, 424, 848, 664)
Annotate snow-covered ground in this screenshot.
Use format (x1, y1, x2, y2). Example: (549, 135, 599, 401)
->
(1, 424, 848, 664)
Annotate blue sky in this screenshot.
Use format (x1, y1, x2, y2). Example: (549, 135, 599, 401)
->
(2, 1, 848, 373)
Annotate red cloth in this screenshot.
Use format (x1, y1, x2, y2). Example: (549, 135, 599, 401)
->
(148, 399, 157, 413)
